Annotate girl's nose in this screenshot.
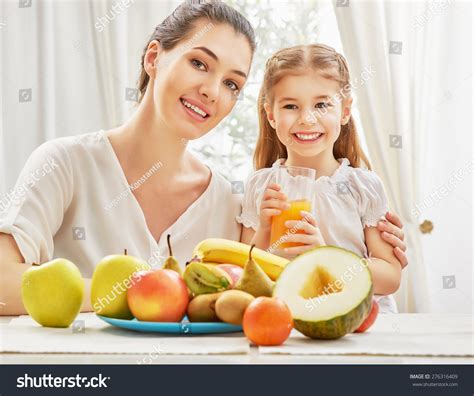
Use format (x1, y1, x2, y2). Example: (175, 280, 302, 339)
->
(298, 109, 317, 126)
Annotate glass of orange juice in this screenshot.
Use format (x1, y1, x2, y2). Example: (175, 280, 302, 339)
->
(269, 166, 316, 251)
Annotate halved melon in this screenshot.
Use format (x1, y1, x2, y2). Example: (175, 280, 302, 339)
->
(273, 246, 373, 339)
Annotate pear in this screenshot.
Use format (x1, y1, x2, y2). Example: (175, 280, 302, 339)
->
(91, 249, 150, 319)
(21, 259, 84, 328)
(162, 234, 182, 276)
(234, 245, 274, 297)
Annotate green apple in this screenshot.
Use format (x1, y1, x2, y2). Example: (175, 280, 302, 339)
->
(91, 253, 150, 319)
(21, 259, 84, 328)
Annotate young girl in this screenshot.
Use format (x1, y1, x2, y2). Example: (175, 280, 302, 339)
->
(238, 44, 401, 313)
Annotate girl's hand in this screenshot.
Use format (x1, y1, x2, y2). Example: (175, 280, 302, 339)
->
(377, 211, 408, 268)
(280, 211, 326, 257)
(258, 183, 290, 231)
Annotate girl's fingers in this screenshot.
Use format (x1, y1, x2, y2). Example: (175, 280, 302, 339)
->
(261, 208, 281, 218)
(381, 231, 406, 252)
(377, 220, 405, 241)
(300, 211, 317, 226)
(394, 246, 408, 268)
(285, 220, 316, 234)
(263, 189, 287, 202)
(281, 233, 318, 245)
(282, 245, 316, 256)
(266, 182, 281, 191)
(261, 199, 290, 211)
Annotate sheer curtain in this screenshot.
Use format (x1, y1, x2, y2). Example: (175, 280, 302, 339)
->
(334, 1, 471, 312)
(0, 0, 174, 195)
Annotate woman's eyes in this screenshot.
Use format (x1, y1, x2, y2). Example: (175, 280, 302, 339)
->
(224, 80, 239, 92)
(190, 59, 240, 92)
(191, 59, 207, 71)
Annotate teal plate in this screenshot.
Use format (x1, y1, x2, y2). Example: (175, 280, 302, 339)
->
(97, 315, 242, 334)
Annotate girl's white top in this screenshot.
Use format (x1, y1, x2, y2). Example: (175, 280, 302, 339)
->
(0, 130, 242, 277)
(236, 158, 398, 313)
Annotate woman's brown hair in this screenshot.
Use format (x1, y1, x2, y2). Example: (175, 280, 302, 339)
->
(254, 44, 371, 170)
(137, 0, 256, 103)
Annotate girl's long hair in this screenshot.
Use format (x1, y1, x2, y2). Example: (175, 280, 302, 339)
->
(254, 44, 371, 170)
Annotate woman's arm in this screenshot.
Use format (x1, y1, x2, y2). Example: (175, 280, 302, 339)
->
(377, 211, 408, 268)
(364, 227, 402, 295)
(0, 233, 93, 316)
(0, 233, 29, 315)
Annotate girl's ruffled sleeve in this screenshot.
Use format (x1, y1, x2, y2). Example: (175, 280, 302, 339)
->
(236, 169, 273, 231)
(350, 169, 389, 228)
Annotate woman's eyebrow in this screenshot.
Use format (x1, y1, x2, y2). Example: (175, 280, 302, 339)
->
(193, 46, 247, 79)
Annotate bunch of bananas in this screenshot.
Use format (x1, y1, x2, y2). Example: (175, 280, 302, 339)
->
(189, 238, 288, 284)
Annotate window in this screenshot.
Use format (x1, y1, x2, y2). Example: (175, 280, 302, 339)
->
(188, 0, 370, 182)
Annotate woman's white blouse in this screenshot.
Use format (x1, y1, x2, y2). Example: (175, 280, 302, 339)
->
(236, 158, 398, 313)
(0, 130, 242, 277)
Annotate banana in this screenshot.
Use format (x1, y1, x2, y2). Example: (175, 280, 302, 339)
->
(183, 261, 232, 295)
(192, 239, 289, 281)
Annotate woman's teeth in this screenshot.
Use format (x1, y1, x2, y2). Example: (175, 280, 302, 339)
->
(295, 133, 323, 141)
(181, 99, 208, 118)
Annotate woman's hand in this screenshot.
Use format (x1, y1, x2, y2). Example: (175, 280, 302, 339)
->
(377, 211, 408, 268)
(280, 211, 326, 257)
(258, 183, 290, 231)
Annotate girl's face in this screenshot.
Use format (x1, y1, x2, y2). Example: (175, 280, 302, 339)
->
(264, 70, 352, 160)
(147, 20, 253, 141)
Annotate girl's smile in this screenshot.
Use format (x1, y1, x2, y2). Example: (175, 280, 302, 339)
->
(291, 131, 325, 144)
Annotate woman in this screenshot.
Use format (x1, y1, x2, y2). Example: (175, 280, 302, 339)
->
(0, 1, 407, 315)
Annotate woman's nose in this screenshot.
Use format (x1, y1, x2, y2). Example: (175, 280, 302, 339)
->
(198, 80, 219, 103)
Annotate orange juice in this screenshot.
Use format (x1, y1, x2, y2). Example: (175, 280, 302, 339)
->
(269, 199, 312, 249)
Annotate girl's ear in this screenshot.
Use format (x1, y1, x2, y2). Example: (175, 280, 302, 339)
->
(341, 97, 353, 125)
(144, 40, 164, 79)
(264, 102, 277, 129)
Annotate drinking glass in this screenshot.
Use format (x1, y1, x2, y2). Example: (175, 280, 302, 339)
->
(269, 166, 316, 250)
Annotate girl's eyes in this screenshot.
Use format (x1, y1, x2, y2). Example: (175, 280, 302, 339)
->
(316, 102, 331, 109)
(282, 102, 331, 110)
(190, 59, 240, 92)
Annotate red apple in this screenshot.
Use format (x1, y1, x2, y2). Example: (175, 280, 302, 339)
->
(127, 269, 189, 322)
(354, 299, 379, 333)
(217, 264, 243, 287)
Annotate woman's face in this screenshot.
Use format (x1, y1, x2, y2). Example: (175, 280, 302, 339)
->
(149, 20, 253, 141)
(264, 70, 351, 159)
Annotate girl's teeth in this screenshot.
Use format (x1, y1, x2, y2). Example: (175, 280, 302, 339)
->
(182, 99, 207, 117)
(295, 133, 322, 141)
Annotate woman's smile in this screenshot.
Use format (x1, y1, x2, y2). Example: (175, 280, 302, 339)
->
(179, 97, 211, 123)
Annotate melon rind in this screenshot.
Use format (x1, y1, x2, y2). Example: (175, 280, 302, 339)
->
(294, 285, 372, 339)
(274, 246, 373, 340)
